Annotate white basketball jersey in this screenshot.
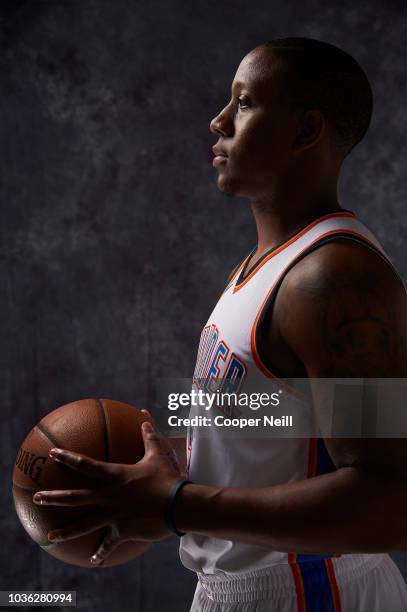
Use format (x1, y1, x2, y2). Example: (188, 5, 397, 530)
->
(179, 210, 404, 577)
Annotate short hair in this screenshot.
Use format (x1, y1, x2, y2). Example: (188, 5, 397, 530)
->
(261, 37, 373, 157)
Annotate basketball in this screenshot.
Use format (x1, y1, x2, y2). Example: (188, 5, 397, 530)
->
(12, 398, 153, 568)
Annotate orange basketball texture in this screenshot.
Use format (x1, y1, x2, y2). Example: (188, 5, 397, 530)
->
(12, 398, 153, 568)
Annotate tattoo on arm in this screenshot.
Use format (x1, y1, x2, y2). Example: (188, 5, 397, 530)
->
(297, 268, 405, 377)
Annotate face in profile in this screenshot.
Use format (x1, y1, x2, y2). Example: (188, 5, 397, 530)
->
(210, 46, 301, 199)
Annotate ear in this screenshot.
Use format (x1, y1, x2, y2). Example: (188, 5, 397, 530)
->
(292, 109, 325, 154)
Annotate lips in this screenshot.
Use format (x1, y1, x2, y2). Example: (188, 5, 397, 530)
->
(212, 145, 228, 158)
(212, 144, 228, 167)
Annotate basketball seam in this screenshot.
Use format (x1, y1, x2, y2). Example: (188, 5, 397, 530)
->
(36, 421, 62, 448)
(12, 482, 37, 493)
(96, 399, 110, 463)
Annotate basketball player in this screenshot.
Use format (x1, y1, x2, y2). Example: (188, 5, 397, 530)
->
(33, 38, 407, 611)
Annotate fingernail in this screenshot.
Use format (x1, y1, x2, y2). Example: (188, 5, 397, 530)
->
(33, 494, 43, 503)
(49, 448, 62, 456)
(91, 555, 102, 565)
(48, 531, 59, 541)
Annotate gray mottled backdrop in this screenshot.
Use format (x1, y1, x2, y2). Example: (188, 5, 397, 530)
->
(1, 1, 406, 610)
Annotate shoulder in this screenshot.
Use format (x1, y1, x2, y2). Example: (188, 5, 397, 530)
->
(273, 238, 407, 377)
(278, 237, 406, 308)
(283, 238, 405, 295)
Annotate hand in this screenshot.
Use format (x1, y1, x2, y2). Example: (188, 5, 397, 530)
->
(32, 411, 182, 565)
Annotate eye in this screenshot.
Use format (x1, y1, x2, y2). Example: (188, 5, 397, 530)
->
(236, 96, 250, 109)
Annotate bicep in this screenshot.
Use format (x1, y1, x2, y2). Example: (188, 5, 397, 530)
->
(278, 244, 407, 379)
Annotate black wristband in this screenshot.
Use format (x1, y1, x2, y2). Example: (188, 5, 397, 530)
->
(164, 478, 192, 537)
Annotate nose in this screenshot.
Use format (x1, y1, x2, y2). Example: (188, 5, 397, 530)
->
(209, 104, 233, 136)
(210, 114, 225, 136)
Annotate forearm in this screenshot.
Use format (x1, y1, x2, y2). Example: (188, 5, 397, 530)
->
(175, 467, 407, 553)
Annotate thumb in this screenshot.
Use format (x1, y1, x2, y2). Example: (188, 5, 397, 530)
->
(141, 421, 163, 457)
(141, 409, 156, 427)
(90, 524, 122, 566)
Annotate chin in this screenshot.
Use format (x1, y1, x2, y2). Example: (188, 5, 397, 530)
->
(216, 174, 240, 197)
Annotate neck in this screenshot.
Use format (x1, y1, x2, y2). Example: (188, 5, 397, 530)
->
(250, 181, 341, 256)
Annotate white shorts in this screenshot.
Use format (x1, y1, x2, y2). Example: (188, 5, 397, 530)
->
(189, 554, 407, 611)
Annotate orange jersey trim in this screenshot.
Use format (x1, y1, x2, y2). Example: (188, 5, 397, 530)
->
(325, 558, 342, 612)
(290, 562, 307, 612)
(233, 211, 356, 294)
(221, 253, 253, 295)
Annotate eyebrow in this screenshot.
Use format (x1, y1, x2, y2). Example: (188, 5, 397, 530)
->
(231, 80, 249, 95)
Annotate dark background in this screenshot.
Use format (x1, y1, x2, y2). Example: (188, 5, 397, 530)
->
(1, 1, 406, 610)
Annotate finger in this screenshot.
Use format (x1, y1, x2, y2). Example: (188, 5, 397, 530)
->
(141, 421, 163, 457)
(47, 510, 112, 543)
(141, 409, 157, 428)
(33, 487, 109, 507)
(90, 524, 122, 566)
(48, 448, 120, 481)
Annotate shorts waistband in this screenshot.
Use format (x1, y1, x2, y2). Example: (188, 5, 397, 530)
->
(197, 554, 387, 603)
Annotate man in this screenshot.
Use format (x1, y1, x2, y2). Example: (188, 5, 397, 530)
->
(33, 38, 407, 611)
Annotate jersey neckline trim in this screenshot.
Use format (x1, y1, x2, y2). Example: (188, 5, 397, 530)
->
(233, 209, 356, 293)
